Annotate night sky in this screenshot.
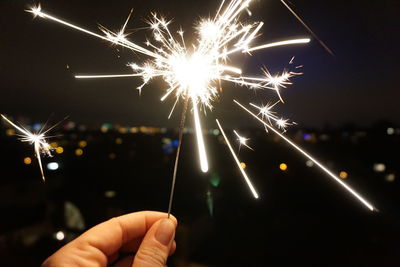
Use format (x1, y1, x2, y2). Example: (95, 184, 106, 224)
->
(1, 0, 398, 128)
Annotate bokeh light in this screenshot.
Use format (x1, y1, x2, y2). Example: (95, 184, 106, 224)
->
(55, 147, 64, 154)
(280, 163, 288, 171)
(339, 171, 348, 179)
(75, 148, 84, 156)
(23, 157, 32, 165)
(47, 162, 59, 171)
(78, 140, 87, 148)
(5, 129, 15, 136)
(373, 163, 386, 173)
(50, 142, 58, 148)
(55, 231, 65, 241)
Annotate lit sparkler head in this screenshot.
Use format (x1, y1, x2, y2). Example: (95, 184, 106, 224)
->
(168, 52, 217, 106)
(27, 2, 311, 113)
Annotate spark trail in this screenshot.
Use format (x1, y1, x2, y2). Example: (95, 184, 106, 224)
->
(234, 100, 375, 211)
(1, 114, 55, 181)
(217, 119, 259, 199)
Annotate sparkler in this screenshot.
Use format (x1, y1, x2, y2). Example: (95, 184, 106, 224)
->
(26, 0, 375, 211)
(1, 114, 55, 181)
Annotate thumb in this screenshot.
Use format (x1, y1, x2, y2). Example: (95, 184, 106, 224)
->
(132, 218, 176, 267)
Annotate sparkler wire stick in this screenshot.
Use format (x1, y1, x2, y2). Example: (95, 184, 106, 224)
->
(234, 100, 375, 211)
(216, 119, 259, 199)
(75, 74, 141, 79)
(167, 99, 189, 217)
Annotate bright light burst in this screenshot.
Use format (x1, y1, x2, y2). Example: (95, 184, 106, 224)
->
(234, 130, 254, 151)
(27, 0, 310, 175)
(27, 0, 375, 211)
(1, 114, 54, 181)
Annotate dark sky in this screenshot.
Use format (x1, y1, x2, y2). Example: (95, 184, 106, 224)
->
(1, 0, 399, 128)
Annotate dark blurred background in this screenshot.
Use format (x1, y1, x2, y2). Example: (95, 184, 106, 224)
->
(0, 123, 399, 266)
(1, 0, 399, 266)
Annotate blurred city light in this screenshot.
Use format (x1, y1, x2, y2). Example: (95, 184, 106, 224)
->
(75, 148, 84, 157)
(55, 146, 64, 154)
(373, 163, 386, 173)
(5, 129, 15, 136)
(64, 121, 76, 131)
(55, 231, 65, 241)
(172, 139, 179, 147)
(339, 171, 349, 179)
(23, 157, 32, 165)
(303, 133, 312, 141)
(387, 127, 395, 135)
(280, 163, 288, 171)
(32, 123, 41, 132)
(319, 134, 330, 141)
(101, 123, 112, 133)
(209, 173, 221, 187)
(240, 162, 247, 169)
(104, 190, 117, 198)
(306, 160, 314, 167)
(385, 173, 396, 182)
(115, 138, 123, 145)
(162, 138, 175, 155)
(118, 127, 128, 134)
(130, 127, 139, 133)
(109, 153, 117, 160)
(47, 162, 59, 171)
(78, 140, 87, 148)
(50, 142, 58, 148)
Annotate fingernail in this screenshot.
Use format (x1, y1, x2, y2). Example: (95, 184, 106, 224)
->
(155, 219, 175, 246)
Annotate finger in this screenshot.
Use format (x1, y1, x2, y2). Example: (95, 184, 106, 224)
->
(113, 241, 175, 267)
(121, 238, 175, 256)
(169, 240, 177, 256)
(43, 211, 176, 267)
(133, 218, 177, 267)
(114, 255, 134, 267)
(120, 237, 143, 253)
(78, 211, 177, 257)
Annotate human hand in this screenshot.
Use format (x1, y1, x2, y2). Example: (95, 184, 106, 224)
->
(42, 211, 177, 267)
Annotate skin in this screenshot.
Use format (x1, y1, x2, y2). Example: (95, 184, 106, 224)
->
(42, 211, 177, 267)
